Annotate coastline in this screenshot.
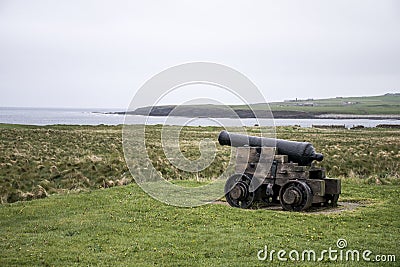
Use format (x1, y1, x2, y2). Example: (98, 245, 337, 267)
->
(107, 110, 400, 120)
(314, 114, 400, 119)
(106, 94, 400, 120)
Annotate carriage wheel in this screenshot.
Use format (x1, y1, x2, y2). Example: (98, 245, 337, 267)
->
(279, 180, 313, 211)
(225, 173, 255, 209)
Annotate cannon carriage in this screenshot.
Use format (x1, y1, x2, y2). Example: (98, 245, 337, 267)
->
(218, 131, 341, 211)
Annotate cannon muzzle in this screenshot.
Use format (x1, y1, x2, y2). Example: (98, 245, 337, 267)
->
(218, 130, 323, 166)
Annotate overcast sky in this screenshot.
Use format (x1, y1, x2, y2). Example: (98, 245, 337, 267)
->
(0, 0, 399, 108)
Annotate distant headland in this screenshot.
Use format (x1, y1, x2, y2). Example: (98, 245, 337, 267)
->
(105, 93, 400, 120)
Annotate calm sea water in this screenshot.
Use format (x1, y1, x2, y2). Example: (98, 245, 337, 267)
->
(0, 107, 398, 128)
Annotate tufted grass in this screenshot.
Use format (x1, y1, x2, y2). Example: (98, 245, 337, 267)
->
(0, 124, 399, 265)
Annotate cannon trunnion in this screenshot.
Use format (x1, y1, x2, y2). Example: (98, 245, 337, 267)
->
(219, 131, 341, 211)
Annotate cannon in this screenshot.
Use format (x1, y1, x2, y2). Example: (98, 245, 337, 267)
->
(218, 131, 341, 211)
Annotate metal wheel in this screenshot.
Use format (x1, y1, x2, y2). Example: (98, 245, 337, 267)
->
(225, 173, 255, 209)
(325, 194, 339, 207)
(279, 180, 313, 211)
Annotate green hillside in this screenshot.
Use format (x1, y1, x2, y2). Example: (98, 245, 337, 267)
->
(254, 93, 400, 115)
(127, 94, 400, 117)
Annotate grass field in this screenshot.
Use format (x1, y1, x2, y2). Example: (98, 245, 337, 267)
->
(0, 124, 399, 266)
(132, 94, 400, 117)
(0, 181, 399, 266)
(249, 93, 400, 115)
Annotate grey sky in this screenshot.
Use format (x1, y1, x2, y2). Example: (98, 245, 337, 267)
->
(0, 0, 399, 108)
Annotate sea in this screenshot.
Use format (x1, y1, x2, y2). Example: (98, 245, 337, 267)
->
(0, 107, 399, 128)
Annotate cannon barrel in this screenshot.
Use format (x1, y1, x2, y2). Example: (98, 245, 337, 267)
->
(218, 130, 323, 166)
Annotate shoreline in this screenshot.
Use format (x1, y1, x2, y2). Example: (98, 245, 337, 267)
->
(107, 111, 400, 120)
(314, 114, 400, 120)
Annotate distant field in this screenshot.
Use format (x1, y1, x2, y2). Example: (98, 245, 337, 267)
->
(0, 124, 399, 266)
(129, 94, 400, 117)
(248, 93, 400, 115)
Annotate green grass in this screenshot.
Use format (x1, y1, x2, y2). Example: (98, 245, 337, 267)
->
(0, 181, 399, 266)
(132, 94, 400, 116)
(255, 93, 400, 115)
(1, 124, 399, 203)
(0, 124, 130, 203)
(0, 124, 399, 266)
